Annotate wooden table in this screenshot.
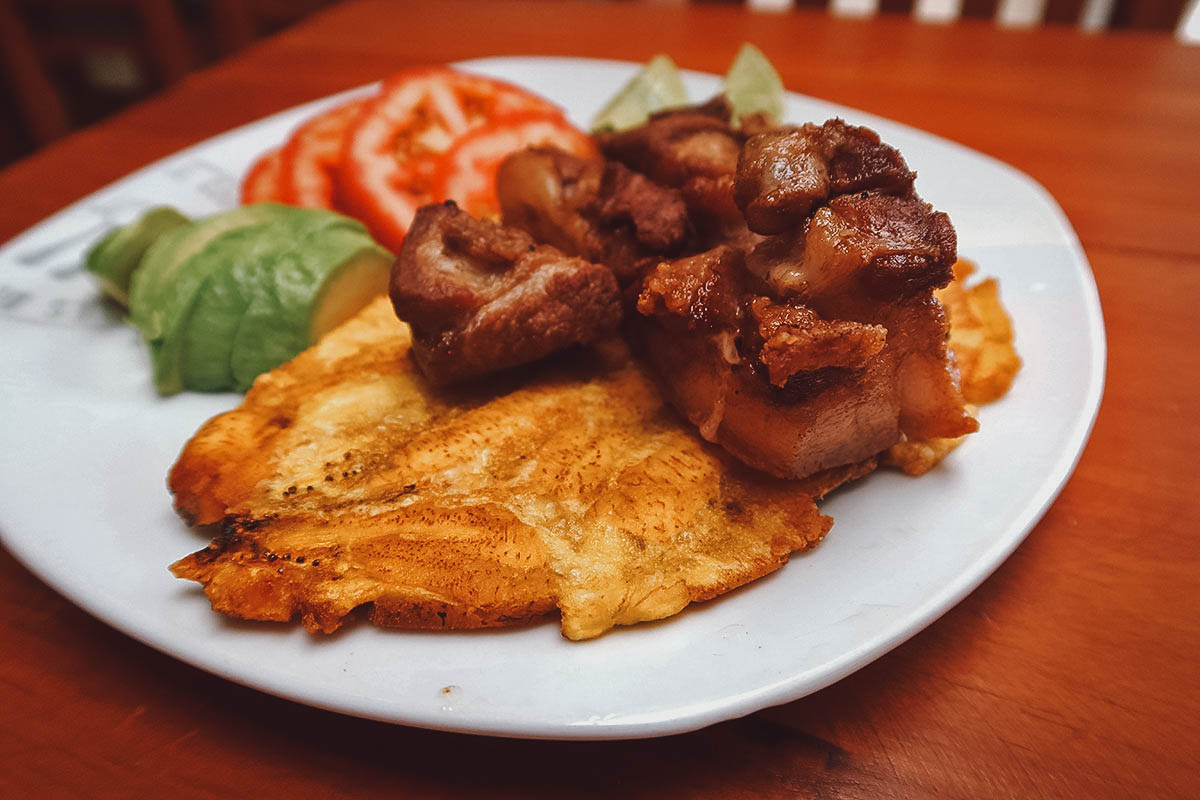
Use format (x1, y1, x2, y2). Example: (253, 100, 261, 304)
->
(2, 1, 1197, 796)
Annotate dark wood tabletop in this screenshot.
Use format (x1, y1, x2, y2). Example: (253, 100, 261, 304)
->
(2, 1, 1198, 797)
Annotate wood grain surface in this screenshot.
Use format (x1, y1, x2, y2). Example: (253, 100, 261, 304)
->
(1, 1, 1198, 797)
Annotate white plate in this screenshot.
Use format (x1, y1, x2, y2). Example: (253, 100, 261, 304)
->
(0, 57, 1104, 740)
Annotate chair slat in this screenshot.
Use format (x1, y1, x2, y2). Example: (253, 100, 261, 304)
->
(880, 0, 918, 15)
(1043, 0, 1086, 22)
(961, 0, 1001, 18)
(1112, 0, 1188, 27)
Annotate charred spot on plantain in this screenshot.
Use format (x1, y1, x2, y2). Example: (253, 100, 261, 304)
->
(269, 416, 292, 429)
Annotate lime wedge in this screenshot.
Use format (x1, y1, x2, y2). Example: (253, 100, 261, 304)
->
(592, 55, 689, 133)
(724, 43, 784, 126)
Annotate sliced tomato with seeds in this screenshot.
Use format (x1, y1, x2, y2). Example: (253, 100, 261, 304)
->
(339, 67, 566, 250)
(240, 149, 285, 204)
(278, 97, 370, 210)
(433, 114, 598, 220)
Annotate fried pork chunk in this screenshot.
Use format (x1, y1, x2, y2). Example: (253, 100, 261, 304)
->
(390, 201, 621, 385)
(496, 147, 689, 285)
(634, 248, 973, 478)
(734, 120, 916, 235)
(746, 193, 958, 301)
(633, 247, 907, 478)
(418, 108, 978, 480)
(597, 97, 749, 236)
(616, 113, 975, 478)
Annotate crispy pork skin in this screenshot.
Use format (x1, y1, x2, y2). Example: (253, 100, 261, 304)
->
(390, 202, 620, 385)
(747, 297, 887, 387)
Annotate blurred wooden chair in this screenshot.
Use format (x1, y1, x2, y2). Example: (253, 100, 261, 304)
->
(0, 0, 72, 145)
(1, 0, 197, 148)
(0, 0, 338, 157)
(743, 0, 1196, 36)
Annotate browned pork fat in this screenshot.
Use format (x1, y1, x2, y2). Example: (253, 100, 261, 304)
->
(734, 119, 916, 235)
(632, 246, 904, 478)
(597, 97, 750, 237)
(390, 201, 621, 385)
(745, 193, 957, 301)
(496, 147, 689, 286)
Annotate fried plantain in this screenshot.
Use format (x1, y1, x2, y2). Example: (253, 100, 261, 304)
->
(171, 297, 871, 639)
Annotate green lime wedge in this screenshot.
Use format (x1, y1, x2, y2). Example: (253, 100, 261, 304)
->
(724, 43, 784, 126)
(592, 55, 689, 133)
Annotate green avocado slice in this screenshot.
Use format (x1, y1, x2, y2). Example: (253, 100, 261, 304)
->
(129, 203, 296, 343)
(153, 208, 358, 395)
(85, 207, 190, 306)
(229, 228, 391, 391)
(177, 225, 290, 393)
(145, 204, 386, 395)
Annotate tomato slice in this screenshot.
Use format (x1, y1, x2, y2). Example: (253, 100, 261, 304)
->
(278, 98, 370, 209)
(240, 149, 285, 204)
(339, 67, 565, 250)
(433, 114, 598, 220)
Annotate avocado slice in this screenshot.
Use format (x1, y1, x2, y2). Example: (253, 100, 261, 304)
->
(228, 227, 391, 391)
(145, 205, 386, 395)
(175, 224, 288, 393)
(129, 203, 296, 343)
(84, 207, 190, 306)
(152, 208, 354, 395)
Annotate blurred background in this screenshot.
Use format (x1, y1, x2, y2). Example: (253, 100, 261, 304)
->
(0, 0, 339, 168)
(1, 0, 1196, 170)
